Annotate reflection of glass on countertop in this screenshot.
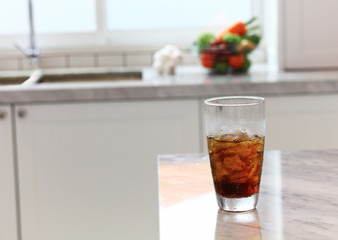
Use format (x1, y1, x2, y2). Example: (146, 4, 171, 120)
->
(215, 209, 261, 240)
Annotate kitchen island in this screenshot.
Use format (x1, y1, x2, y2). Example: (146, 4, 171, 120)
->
(159, 149, 338, 240)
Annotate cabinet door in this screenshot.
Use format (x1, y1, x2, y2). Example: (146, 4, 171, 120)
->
(15, 100, 199, 240)
(284, 0, 338, 69)
(0, 105, 18, 240)
(265, 94, 338, 150)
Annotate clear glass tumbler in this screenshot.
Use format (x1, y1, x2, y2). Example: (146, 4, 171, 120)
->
(204, 96, 265, 212)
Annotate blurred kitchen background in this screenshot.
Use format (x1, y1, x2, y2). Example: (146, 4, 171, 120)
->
(0, 0, 258, 70)
(1, 0, 333, 71)
(2, 1, 338, 240)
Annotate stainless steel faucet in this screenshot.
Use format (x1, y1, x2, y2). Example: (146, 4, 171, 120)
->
(15, 0, 40, 68)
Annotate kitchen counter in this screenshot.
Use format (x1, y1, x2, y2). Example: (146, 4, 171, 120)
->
(159, 149, 338, 239)
(1, 65, 338, 103)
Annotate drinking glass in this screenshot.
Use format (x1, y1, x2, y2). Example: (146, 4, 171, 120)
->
(204, 96, 265, 212)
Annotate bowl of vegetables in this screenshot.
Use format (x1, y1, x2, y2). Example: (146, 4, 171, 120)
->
(196, 17, 260, 74)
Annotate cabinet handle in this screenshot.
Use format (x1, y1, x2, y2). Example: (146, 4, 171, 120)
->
(0, 110, 7, 119)
(18, 109, 27, 118)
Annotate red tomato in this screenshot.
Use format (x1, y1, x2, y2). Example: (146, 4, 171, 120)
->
(228, 54, 245, 68)
(200, 54, 214, 68)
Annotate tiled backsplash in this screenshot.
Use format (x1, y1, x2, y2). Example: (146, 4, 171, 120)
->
(0, 50, 197, 71)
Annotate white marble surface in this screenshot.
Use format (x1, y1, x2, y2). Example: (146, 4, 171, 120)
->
(1, 65, 338, 103)
(159, 150, 338, 240)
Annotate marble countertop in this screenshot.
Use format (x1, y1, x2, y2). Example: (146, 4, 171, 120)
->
(159, 149, 338, 240)
(1, 65, 338, 103)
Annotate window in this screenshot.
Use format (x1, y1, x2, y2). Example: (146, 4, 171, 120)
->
(106, 0, 252, 31)
(0, 0, 262, 52)
(0, 0, 96, 34)
(34, 0, 96, 33)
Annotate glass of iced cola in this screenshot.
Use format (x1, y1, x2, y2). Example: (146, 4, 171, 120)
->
(204, 96, 265, 212)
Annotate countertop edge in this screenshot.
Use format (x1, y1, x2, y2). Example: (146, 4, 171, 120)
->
(1, 66, 338, 103)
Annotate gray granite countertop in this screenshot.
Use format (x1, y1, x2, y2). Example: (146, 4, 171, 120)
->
(159, 149, 338, 239)
(1, 65, 338, 103)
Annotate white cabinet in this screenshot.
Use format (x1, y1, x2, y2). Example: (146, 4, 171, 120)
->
(265, 94, 338, 150)
(14, 99, 200, 240)
(283, 0, 338, 69)
(0, 105, 18, 240)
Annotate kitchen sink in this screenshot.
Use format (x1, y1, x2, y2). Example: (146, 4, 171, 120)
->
(0, 68, 143, 86)
(39, 71, 142, 84)
(0, 76, 28, 85)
